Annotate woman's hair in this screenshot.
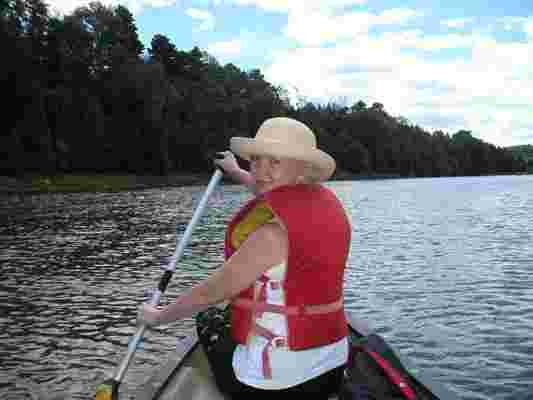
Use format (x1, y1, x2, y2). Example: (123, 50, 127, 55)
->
(297, 162, 322, 184)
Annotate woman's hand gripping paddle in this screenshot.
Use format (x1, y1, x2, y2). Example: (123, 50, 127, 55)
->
(96, 168, 224, 400)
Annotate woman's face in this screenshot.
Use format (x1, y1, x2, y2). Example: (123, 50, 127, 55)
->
(249, 154, 306, 194)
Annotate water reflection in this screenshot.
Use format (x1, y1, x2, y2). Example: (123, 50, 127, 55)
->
(1, 176, 532, 400)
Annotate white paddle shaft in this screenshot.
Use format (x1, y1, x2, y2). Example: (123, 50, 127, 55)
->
(114, 169, 224, 382)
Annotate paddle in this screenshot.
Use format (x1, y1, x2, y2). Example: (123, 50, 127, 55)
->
(96, 168, 224, 400)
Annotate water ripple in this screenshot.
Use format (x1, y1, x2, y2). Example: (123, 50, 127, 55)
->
(1, 177, 532, 399)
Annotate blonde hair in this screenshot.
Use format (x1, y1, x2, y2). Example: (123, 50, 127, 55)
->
(296, 162, 322, 184)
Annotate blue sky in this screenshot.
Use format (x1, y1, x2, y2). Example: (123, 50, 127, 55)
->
(50, 1, 533, 147)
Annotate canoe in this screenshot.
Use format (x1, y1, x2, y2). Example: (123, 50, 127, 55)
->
(133, 311, 458, 400)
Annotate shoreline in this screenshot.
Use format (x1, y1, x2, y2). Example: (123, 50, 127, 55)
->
(0, 173, 214, 195)
(2, 172, 528, 195)
(0, 171, 399, 195)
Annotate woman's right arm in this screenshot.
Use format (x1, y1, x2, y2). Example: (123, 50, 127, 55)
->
(138, 222, 287, 326)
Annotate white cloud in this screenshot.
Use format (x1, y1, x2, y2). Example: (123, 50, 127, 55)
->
(228, 0, 368, 14)
(186, 8, 215, 31)
(264, 23, 533, 146)
(261, 8, 531, 146)
(207, 39, 243, 57)
(47, 0, 177, 16)
(284, 8, 422, 45)
(224, 1, 421, 46)
(441, 17, 474, 29)
(227, 0, 292, 13)
(377, 8, 422, 25)
(284, 12, 367, 45)
(380, 30, 478, 51)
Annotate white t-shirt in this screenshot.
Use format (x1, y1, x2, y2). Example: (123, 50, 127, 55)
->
(232, 262, 348, 389)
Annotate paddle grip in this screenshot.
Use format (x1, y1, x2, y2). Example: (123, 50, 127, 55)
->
(213, 152, 225, 172)
(158, 270, 173, 293)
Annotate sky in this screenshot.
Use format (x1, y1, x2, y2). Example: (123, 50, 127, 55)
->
(49, 1, 533, 147)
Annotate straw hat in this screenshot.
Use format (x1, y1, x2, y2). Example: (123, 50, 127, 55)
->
(230, 117, 336, 182)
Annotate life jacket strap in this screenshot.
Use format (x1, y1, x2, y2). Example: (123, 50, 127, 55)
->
(251, 323, 287, 379)
(232, 297, 344, 316)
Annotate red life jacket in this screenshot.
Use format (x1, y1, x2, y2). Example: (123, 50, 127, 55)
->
(226, 183, 351, 351)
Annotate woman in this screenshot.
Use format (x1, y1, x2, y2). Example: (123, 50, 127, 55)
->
(138, 117, 352, 399)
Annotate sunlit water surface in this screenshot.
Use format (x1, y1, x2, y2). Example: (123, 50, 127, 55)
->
(1, 175, 532, 400)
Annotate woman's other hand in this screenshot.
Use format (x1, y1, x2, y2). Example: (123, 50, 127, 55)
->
(214, 151, 240, 174)
(214, 151, 255, 188)
(137, 303, 162, 327)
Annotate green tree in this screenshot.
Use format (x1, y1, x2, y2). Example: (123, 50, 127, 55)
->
(508, 145, 532, 173)
(114, 5, 143, 58)
(350, 100, 367, 113)
(71, 2, 142, 78)
(149, 34, 179, 74)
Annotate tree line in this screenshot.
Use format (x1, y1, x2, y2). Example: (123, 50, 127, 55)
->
(508, 146, 533, 173)
(1, 0, 528, 178)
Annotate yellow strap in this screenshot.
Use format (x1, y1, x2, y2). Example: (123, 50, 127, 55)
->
(231, 202, 275, 249)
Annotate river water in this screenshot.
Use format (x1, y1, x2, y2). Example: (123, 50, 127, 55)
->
(1, 175, 532, 400)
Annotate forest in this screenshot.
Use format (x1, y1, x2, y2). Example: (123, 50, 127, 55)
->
(1, 0, 529, 179)
(508, 145, 533, 174)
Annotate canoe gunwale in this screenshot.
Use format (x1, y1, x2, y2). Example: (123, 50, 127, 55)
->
(134, 330, 200, 400)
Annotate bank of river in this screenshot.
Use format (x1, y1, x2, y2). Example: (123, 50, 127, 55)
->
(0, 174, 211, 194)
(0, 169, 396, 194)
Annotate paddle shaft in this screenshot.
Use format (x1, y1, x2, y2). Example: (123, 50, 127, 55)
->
(113, 169, 224, 383)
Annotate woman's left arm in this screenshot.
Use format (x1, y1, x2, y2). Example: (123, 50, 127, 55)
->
(139, 222, 287, 326)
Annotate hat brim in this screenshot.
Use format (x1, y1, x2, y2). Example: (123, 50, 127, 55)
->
(230, 137, 336, 182)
